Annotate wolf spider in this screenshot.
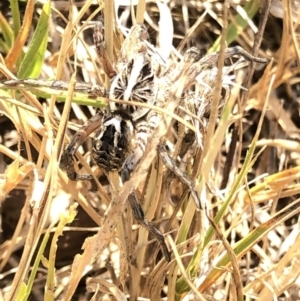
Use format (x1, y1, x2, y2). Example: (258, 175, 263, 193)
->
(56, 22, 268, 262)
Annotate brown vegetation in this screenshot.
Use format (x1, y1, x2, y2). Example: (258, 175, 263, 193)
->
(1, 1, 300, 300)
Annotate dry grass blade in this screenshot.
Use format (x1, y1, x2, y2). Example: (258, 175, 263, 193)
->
(2, 1, 300, 300)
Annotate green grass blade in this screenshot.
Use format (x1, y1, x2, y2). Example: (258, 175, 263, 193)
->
(9, 0, 21, 38)
(15, 283, 28, 301)
(209, 0, 261, 52)
(17, 226, 51, 301)
(17, 0, 51, 79)
(198, 198, 300, 291)
(0, 12, 14, 50)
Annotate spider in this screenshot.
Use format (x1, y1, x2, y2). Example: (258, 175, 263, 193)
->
(58, 22, 268, 261)
(60, 22, 175, 261)
(3, 22, 269, 262)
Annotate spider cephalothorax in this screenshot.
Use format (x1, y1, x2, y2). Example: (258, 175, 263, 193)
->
(94, 23, 156, 118)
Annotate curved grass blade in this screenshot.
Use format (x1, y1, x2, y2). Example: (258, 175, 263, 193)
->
(9, 0, 21, 39)
(5, 0, 35, 69)
(0, 12, 14, 52)
(209, 0, 261, 52)
(17, 0, 51, 79)
(197, 198, 300, 292)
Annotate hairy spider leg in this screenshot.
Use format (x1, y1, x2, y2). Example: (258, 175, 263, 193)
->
(157, 144, 202, 209)
(128, 192, 171, 262)
(60, 113, 104, 185)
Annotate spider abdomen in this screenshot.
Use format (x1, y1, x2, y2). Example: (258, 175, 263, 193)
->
(92, 114, 133, 171)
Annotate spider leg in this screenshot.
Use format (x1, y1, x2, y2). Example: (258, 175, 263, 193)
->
(199, 46, 269, 66)
(157, 144, 202, 209)
(93, 22, 116, 79)
(2, 79, 107, 97)
(119, 110, 171, 260)
(128, 192, 171, 262)
(60, 113, 104, 185)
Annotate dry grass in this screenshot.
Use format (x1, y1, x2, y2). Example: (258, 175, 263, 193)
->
(1, 0, 300, 300)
